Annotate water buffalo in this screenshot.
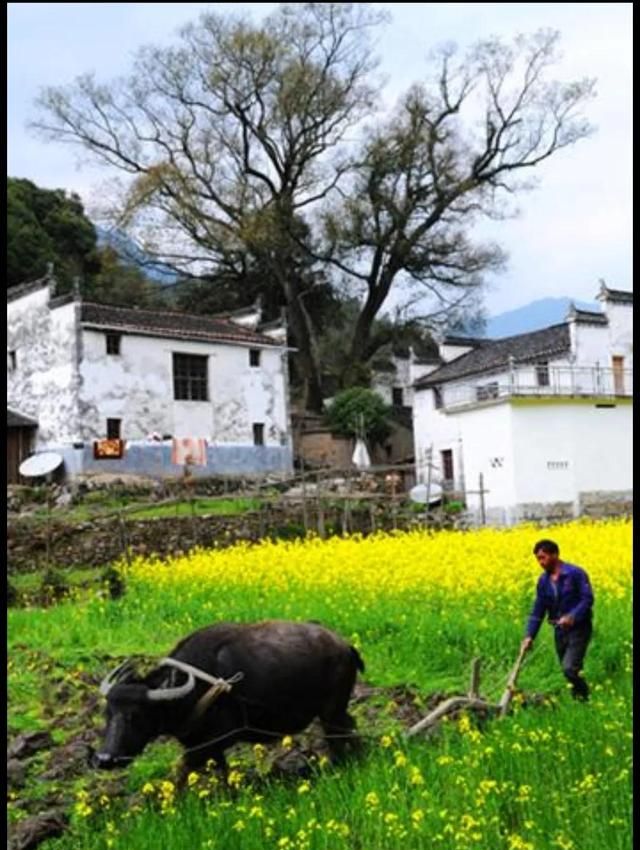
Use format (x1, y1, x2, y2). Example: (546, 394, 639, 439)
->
(93, 620, 365, 781)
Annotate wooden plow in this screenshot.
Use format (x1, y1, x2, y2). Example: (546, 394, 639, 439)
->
(406, 645, 528, 738)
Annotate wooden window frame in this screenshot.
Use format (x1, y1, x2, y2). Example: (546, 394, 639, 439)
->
(253, 422, 265, 446)
(106, 333, 122, 355)
(173, 353, 209, 401)
(106, 418, 121, 440)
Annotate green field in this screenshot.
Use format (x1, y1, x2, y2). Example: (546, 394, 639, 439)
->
(7, 520, 632, 849)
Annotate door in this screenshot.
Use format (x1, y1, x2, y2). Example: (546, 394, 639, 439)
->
(612, 356, 625, 394)
(441, 449, 454, 490)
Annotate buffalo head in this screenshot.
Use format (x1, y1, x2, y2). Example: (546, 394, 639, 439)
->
(93, 658, 196, 770)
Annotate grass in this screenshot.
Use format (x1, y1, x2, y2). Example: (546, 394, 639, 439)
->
(23, 496, 265, 524)
(7, 519, 632, 850)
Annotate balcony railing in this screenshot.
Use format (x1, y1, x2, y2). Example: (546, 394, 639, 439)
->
(440, 364, 633, 410)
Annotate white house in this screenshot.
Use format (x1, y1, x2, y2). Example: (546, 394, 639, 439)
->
(411, 284, 633, 525)
(7, 273, 293, 480)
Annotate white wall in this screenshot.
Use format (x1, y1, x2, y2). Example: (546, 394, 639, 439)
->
(451, 403, 517, 522)
(510, 402, 577, 508)
(604, 302, 633, 367)
(80, 329, 290, 445)
(7, 288, 80, 444)
(510, 399, 632, 509)
(372, 356, 414, 407)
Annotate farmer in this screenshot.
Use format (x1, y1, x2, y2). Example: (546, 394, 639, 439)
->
(521, 539, 594, 701)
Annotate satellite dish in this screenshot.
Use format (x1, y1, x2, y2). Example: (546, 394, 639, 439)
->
(19, 452, 63, 478)
(409, 482, 443, 505)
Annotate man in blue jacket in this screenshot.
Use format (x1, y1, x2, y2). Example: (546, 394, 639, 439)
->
(521, 539, 594, 700)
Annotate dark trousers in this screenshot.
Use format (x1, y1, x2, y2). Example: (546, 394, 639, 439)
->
(554, 620, 592, 700)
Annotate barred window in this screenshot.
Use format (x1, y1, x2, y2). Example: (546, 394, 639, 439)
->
(476, 381, 499, 401)
(106, 333, 121, 355)
(535, 362, 550, 387)
(253, 422, 265, 446)
(249, 349, 261, 367)
(173, 353, 208, 401)
(107, 418, 121, 439)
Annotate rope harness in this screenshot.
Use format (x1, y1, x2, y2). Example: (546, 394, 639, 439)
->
(159, 657, 244, 738)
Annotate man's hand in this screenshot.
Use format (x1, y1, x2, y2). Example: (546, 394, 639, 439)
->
(521, 636, 533, 653)
(557, 615, 575, 629)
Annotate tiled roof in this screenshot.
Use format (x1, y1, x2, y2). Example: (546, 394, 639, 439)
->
(597, 286, 633, 305)
(442, 335, 488, 348)
(568, 305, 608, 325)
(7, 408, 38, 427)
(7, 276, 51, 303)
(80, 302, 283, 347)
(416, 323, 572, 387)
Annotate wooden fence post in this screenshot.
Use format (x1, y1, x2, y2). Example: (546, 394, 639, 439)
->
(301, 461, 309, 534)
(316, 472, 325, 538)
(118, 508, 132, 567)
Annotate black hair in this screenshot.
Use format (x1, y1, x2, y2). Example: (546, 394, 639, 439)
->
(533, 539, 559, 556)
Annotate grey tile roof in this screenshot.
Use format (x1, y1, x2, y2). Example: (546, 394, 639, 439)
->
(569, 306, 608, 325)
(7, 276, 50, 303)
(598, 286, 633, 304)
(442, 335, 488, 348)
(7, 408, 38, 427)
(80, 302, 283, 348)
(416, 323, 572, 387)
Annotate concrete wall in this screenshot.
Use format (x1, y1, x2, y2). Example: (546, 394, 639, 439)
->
(79, 329, 290, 448)
(9, 286, 293, 478)
(372, 356, 414, 407)
(7, 287, 81, 444)
(413, 391, 632, 526)
(81, 441, 292, 478)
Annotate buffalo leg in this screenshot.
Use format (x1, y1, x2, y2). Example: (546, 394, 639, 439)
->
(178, 746, 228, 789)
(319, 711, 361, 760)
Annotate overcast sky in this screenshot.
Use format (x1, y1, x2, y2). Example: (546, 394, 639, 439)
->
(7, 3, 632, 316)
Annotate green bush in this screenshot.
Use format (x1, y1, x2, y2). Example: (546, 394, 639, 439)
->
(324, 387, 392, 445)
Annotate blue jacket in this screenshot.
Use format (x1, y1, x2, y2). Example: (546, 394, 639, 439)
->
(525, 562, 594, 640)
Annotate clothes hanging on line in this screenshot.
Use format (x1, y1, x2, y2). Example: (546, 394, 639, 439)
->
(171, 437, 207, 466)
(93, 439, 125, 459)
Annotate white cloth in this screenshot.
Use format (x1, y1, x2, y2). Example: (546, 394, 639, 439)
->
(352, 438, 371, 470)
(171, 438, 207, 466)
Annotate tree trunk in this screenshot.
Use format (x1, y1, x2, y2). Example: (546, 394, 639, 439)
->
(279, 276, 324, 412)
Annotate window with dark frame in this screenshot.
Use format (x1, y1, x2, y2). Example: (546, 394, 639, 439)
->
(249, 349, 261, 367)
(392, 387, 404, 406)
(106, 418, 121, 439)
(433, 386, 443, 409)
(535, 361, 550, 387)
(106, 333, 121, 355)
(441, 448, 454, 482)
(253, 422, 265, 446)
(476, 382, 499, 401)
(173, 353, 208, 401)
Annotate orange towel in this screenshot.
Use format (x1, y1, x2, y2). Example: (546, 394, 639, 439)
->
(171, 437, 207, 466)
(93, 439, 124, 459)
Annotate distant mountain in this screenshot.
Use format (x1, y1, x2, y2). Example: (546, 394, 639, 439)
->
(95, 226, 178, 284)
(483, 297, 601, 339)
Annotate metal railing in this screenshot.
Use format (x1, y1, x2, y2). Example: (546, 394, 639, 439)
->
(440, 364, 633, 410)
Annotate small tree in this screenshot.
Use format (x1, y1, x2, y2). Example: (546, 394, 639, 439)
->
(324, 387, 392, 446)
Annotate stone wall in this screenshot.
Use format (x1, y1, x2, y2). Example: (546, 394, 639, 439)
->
(578, 490, 633, 517)
(7, 503, 429, 573)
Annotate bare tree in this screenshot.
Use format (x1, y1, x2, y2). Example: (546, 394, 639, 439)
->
(33, 15, 594, 406)
(321, 29, 596, 365)
(32, 3, 386, 411)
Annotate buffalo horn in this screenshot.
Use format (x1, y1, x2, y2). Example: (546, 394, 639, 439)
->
(99, 658, 136, 696)
(146, 669, 196, 702)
